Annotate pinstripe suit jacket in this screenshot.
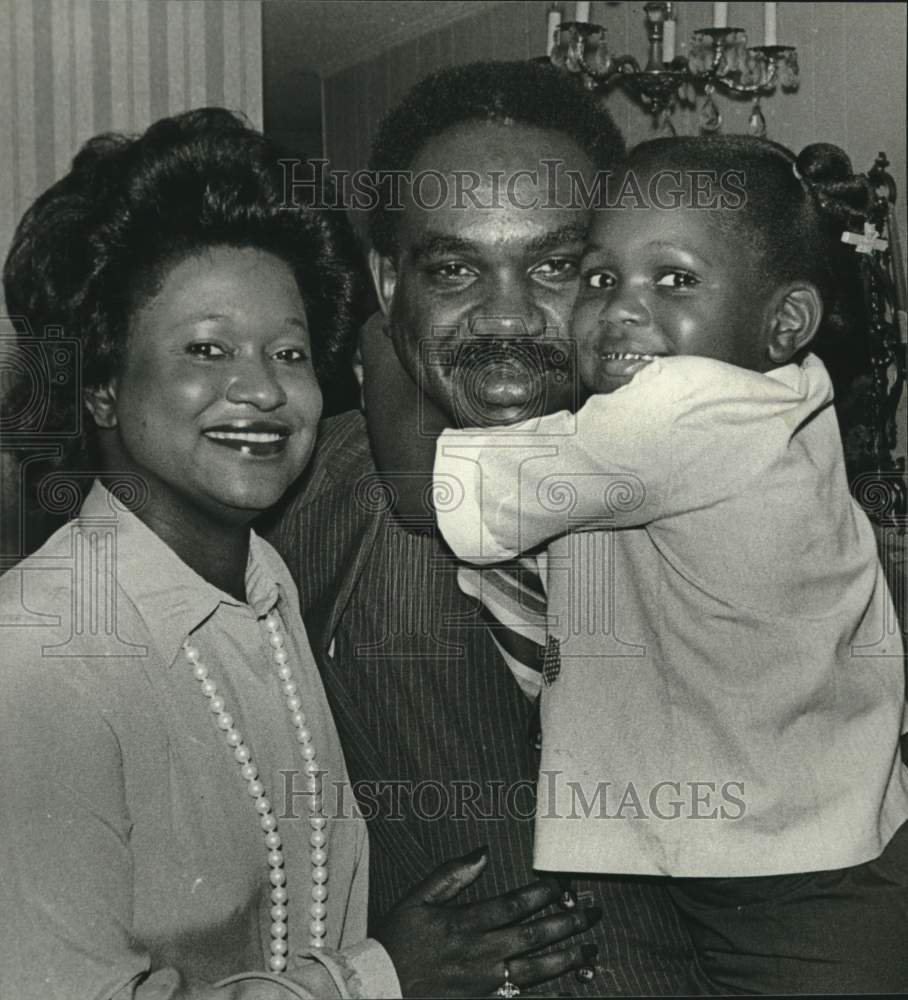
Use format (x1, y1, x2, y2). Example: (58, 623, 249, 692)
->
(267, 410, 695, 996)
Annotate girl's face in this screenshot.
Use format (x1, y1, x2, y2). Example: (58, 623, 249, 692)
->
(573, 203, 773, 394)
(96, 245, 323, 525)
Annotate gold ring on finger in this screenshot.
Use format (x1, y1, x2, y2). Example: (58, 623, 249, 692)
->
(495, 966, 521, 998)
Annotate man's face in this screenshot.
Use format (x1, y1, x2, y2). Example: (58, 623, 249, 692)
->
(373, 121, 596, 427)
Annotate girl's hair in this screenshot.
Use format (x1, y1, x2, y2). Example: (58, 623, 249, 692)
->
(623, 135, 871, 380)
(3, 107, 365, 472)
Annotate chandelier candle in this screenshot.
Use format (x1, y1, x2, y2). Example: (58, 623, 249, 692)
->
(764, 3, 777, 46)
(663, 7, 676, 62)
(547, 5, 562, 56)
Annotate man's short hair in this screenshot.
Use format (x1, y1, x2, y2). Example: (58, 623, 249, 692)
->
(368, 60, 626, 256)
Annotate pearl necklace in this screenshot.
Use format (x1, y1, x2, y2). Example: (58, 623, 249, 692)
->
(182, 610, 328, 973)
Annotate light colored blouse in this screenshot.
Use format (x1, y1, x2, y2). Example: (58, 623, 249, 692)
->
(436, 354, 908, 878)
(0, 481, 400, 999)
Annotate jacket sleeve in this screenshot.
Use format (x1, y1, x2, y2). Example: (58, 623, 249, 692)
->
(434, 356, 819, 565)
(434, 370, 675, 564)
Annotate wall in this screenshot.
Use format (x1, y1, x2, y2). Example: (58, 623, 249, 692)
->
(0, 0, 263, 558)
(261, 2, 323, 160)
(323, 1, 908, 246)
(0, 0, 264, 301)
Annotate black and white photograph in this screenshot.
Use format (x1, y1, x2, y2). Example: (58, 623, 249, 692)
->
(1, 1, 906, 997)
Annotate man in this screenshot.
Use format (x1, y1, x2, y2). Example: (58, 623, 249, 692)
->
(269, 61, 695, 996)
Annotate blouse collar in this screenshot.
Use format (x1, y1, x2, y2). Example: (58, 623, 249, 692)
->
(79, 481, 290, 668)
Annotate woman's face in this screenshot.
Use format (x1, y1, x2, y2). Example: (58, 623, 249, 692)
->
(96, 246, 322, 524)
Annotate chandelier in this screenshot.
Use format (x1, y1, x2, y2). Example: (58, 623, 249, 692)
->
(546, 2, 799, 136)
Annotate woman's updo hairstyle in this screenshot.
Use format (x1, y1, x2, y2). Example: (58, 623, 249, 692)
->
(3, 108, 364, 469)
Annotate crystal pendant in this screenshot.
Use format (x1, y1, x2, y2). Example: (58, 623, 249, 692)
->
(688, 33, 712, 74)
(778, 50, 799, 89)
(585, 31, 612, 76)
(748, 99, 767, 137)
(678, 81, 697, 105)
(740, 48, 762, 88)
(656, 107, 676, 137)
(699, 86, 722, 133)
(723, 33, 745, 74)
(564, 26, 584, 73)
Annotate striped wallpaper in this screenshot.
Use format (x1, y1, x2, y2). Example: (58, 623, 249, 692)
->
(0, 0, 263, 301)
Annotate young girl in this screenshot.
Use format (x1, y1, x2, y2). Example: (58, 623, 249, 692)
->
(434, 136, 908, 993)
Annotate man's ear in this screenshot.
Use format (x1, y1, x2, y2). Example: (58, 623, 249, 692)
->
(351, 343, 364, 392)
(351, 342, 365, 412)
(368, 248, 397, 316)
(766, 283, 823, 365)
(82, 382, 119, 430)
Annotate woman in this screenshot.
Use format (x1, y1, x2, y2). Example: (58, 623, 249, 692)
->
(0, 110, 599, 999)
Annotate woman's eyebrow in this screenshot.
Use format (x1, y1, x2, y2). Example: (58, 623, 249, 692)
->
(169, 313, 308, 330)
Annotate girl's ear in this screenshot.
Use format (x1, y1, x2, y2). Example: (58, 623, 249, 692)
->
(766, 282, 823, 365)
(82, 381, 119, 429)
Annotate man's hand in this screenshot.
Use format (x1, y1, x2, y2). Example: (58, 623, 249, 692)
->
(373, 848, 601, 998)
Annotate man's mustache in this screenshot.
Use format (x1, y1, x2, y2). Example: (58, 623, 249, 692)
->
(416, 336, 575, 374)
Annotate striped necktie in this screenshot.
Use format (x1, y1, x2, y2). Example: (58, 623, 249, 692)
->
(457, 554, 554, 700)
(459, 559, 578, 913)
